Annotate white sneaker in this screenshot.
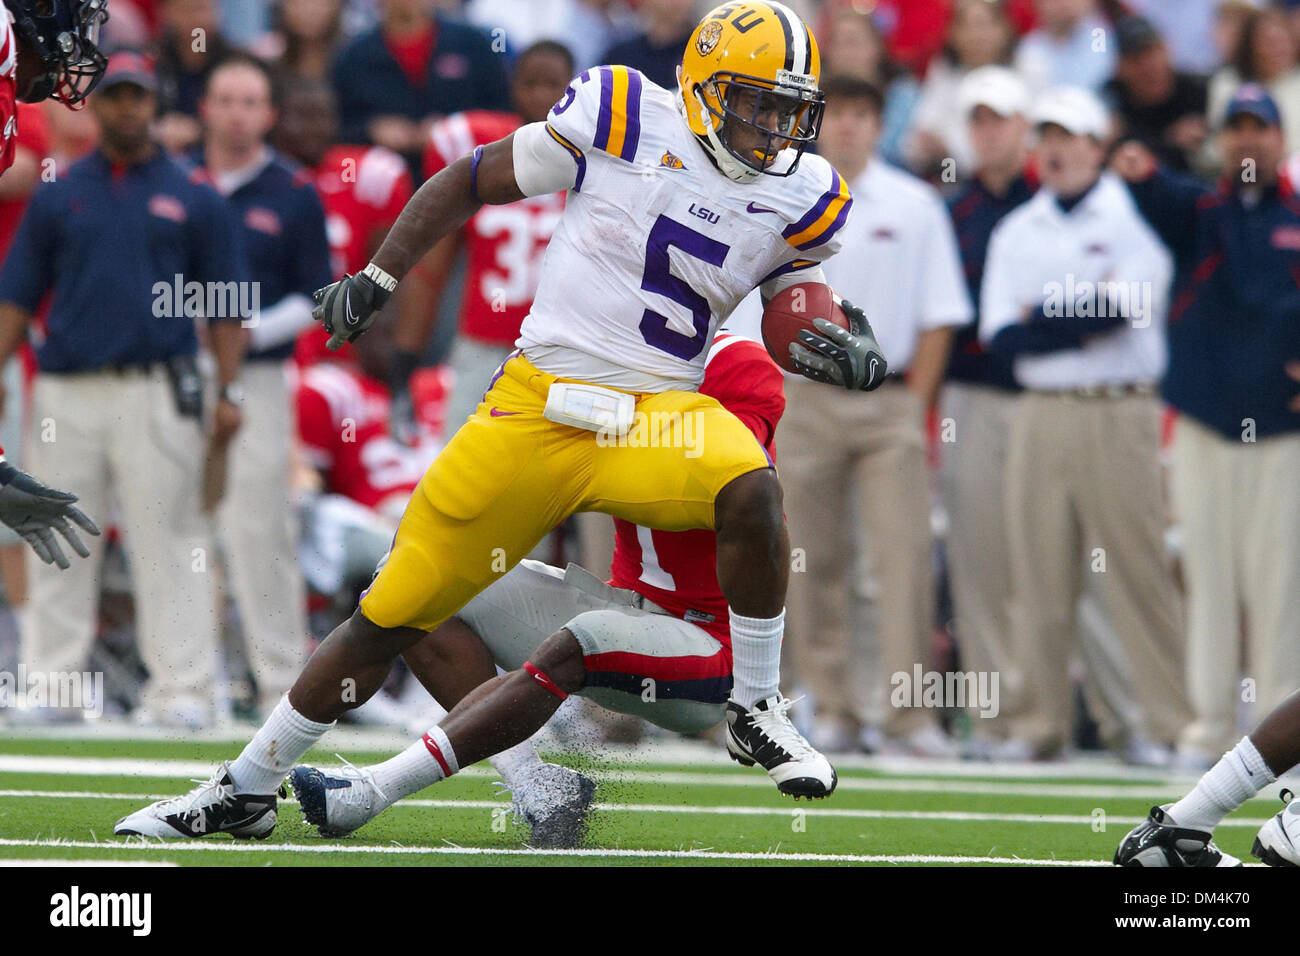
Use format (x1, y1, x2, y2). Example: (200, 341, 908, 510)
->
(1252, 789, 1299, 867)
(506, 762, 596, 849)
(114, 762, 281, 839)
(725, 695, 837, 798)
(1114, 804, 1241, 867)
(289, 762, 392, 837)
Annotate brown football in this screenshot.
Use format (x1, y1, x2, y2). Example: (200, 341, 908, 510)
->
(760, 282, 850, 373)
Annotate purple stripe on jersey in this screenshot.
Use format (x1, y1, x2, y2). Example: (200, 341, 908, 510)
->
(594, 66, 614, 152)
(546, 124, 588, 192)
(782, 168, 842, 240)
(758, 258, 818, 286)
(796, 195, 853, 251)
(621, 70, 643, 161)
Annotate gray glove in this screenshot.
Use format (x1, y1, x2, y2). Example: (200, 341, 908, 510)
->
(0, 461, 100, 569)
(789, 297, 888, 391)
(312, 265, 396, 351)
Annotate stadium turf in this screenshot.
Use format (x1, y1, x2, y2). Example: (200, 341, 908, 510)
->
(0, 732, 1284, 866)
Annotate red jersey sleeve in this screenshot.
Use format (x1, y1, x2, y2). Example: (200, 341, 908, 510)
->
(296, 380, 337, 471)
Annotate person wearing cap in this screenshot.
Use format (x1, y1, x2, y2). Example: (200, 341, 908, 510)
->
(1103, 14, 1209, 172)
(0, 51, 248, 726)
(979, 85, 1192, 760)
(1112, 83, 1300, 765)
(194, 53, 332, 720)
(779, 74, 972, 757)
(943, 70, 1155, 761)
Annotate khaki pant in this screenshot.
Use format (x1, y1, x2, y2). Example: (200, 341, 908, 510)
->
(781, 377, 936, 738)
(939, 382, 1144, 745)
(22, 367, 219, 719)
(1172, 416, 1300, 756)
(1005, 392, 1191, 750)
(216, 360, 307, 714)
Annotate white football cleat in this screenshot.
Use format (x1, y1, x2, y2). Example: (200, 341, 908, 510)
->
(725, 695, 837, 798)
(114, 762, 281, 839)
(1252, 789, 1299, 867)
(289, 762, 391, 837)
(1113, 804, 1241, 867)
(506, 762, 597, 849)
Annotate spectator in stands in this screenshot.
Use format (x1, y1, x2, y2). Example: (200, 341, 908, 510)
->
(598, 0, 694, 91)
(819, 1, 920, 167)
(1112, 85, 1300, 766)
(1209, 5, 1300, 153)
(196, 55, 332, 718)
(390, 39, 571, 439)
(1014, 0, 1117, 93)
(1127, 0, 1220, 77)
(1103, 15, 1209, 173)
(153, 0, 244, 154)
(980, 86, 1191, 761)
(908, 0, 1018, 179)
(466, 0, 633, 72)
(0, 53, 246, 727)
(263, 0, 345, 81)
(782, 76, 970, 757)
(332, 0, 509, 168)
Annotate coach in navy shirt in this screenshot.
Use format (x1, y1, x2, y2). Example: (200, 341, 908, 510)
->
(332, 0, 509, 171)
(0, 52, 246, 728)
(196, 55, 332, 717)
(1112, 84, 1300, 762)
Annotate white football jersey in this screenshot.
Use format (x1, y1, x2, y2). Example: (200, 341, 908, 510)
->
(513, 65, 852, 392)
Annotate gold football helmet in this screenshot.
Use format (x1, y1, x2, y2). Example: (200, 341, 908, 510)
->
(678, 1, 824, 182)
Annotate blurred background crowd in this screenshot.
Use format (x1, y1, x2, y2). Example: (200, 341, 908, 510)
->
(0, 0, 1297, 773)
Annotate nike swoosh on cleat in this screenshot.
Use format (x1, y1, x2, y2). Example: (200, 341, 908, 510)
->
(746, 202, 780, 216)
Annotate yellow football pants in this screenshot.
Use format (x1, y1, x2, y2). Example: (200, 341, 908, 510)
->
(359, 352, 771, 631)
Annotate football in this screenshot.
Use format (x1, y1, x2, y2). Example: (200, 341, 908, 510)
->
(761, 282, 851, 373)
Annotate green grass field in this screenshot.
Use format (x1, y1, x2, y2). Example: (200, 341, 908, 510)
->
(0, 730, 1287, 866)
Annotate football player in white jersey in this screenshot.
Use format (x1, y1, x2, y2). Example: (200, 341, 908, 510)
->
(116, 1, 889, 842)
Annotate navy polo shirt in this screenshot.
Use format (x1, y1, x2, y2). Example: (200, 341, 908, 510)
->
(332, 13, 510, 152)
(944, 173, 1035, 391)
(195, 150, 332, 363)
(1128, 169, 1300, 440)
(0, 150, 247, 374)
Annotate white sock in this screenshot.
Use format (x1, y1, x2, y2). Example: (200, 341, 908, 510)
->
(729, 608, 784, 708)
(1168, 735, 1276, 831)
(370, 725, 459, 802)
(489, 738, 545, 791)
(229, 695, 334, 794)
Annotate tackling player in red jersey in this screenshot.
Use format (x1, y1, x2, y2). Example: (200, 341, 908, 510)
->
(0, 0, 106, 565)
(285, 332, 789, 845)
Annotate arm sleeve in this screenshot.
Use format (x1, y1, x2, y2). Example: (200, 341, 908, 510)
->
(296, 383, 337, 471)
(758, 262, 826, 302)
(702, 339, 786, 452)
(0, 186, 56, 311)
(1126, 167, 1209, 268)
(779, 160, 853, 264)
(512, 120, 583, 197)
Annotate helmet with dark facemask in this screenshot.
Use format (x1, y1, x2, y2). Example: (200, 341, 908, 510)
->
(7, 0, 109, 109)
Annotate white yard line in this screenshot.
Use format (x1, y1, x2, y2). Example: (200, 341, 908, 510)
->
(0, 837, 1106, 866)
(0, 788, 1275, 828)
(1, 753, 1285, 800)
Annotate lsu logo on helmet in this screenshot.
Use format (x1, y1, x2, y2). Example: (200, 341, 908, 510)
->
(678, 2, 824, 183)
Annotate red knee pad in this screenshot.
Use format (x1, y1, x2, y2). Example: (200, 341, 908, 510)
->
(523, 661, 568, 701)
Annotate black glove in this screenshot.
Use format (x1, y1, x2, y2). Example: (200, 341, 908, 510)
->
(0, 460, 100, 569)
(789, 297, 888, 391)
(312, 264, 397, 351)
